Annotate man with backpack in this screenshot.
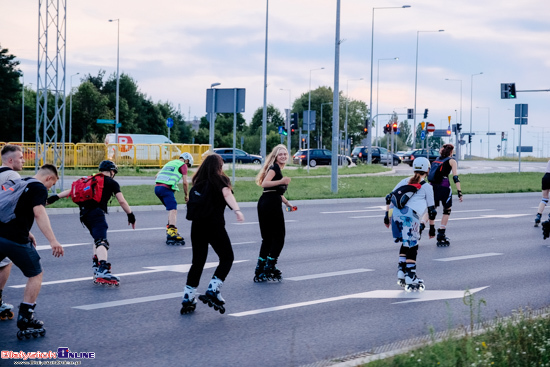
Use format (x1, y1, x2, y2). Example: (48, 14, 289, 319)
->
(425, 144, 463, 246)
(0, 164, 64, 339)
(0, 144, 29, 321)
(47, 160, 135, 286)
(154, 152, 193, 246)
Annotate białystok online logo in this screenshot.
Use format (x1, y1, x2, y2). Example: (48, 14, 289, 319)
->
(1, 348, 95, 360)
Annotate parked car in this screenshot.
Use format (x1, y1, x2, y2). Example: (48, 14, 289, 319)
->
(213, 148, 262, 164)
(401, 149, 440, 166)
(350, 146, 400, 166)
(292, 149, 351, 167)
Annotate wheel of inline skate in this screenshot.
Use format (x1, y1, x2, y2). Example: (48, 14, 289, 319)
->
(418, 284, 425, 291)
(7, 311, 14, 319)
(17, 331, 24, 340)
(219, 307, 225, 314)
(0, 315, 6, 321)
(32, 330, 38, 338)
(40, 329, 46, 337)
(404, 285, 413, 293)
(25, 332, 31, 339)
(114, 282, 120, 287)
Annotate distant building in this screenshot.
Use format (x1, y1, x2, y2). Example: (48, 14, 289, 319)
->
(188, 117, 201, 132)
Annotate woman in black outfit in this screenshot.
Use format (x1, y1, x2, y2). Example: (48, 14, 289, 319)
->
(180, 154, 244, 315)
(254, 144, 293, 282)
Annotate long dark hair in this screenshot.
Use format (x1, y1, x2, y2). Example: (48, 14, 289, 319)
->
(440, 144, 454, 158)
(192, 154, 231, 192)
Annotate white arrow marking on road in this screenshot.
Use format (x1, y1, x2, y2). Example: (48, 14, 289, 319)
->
(286, 269, 374, 281)
(434, 253, 503, 262)
(9, 261, 248, 288)
(228, 287, 489, 317)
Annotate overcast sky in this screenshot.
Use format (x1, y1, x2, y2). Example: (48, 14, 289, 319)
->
(2, 0, 550, 158)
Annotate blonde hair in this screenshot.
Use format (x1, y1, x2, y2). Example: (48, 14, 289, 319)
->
(255, 144, 288, 186)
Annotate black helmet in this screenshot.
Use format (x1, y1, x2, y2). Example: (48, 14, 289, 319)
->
(98, 160, 118, 174)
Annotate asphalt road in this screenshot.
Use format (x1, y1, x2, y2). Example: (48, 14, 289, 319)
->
(1, 193, 548, 367)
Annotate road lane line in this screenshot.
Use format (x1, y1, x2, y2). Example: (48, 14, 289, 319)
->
(36, 242, 91, 251)
(286, 269, 374, 281)
(321, 209, 383, 214)
(73, 292, 183, 310)
(108, 227, 165, 233)
(234, 220, 296, 225)
(434, 253, 503, 262)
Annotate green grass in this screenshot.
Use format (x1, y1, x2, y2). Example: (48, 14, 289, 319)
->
(46, 172, 542, 208)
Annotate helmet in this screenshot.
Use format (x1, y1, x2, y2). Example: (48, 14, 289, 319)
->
(98, 160, 118, 174)
(412, 157, 430, 173)
(179, 152, 194, 167)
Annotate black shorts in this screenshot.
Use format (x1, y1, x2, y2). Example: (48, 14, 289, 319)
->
(433, 185, 453, 209)
(81, 208, 109, 241)
(0, 236, 42, 278)
(542, 173, 550, 191)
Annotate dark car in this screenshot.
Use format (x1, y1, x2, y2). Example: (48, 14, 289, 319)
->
(292, 149, 351, 167)
(350, 146, 400, 166)
(213, 148, 262, 164)
(402, 149, 440, 166)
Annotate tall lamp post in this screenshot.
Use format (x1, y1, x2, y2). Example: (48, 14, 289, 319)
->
(69, 72, 80, 143)
(412, 29, 444, 150)
(109, 18, 120, 155)
(307, 67, 324, 173)
(21, 72, 24, 142)
(321, 102, 332, 149)
(376, 57, 398, 146)
(209, 82, 221, 149)
(280, 88, 291, 154)
(368, 5, 410, 164)
(469, 72, 483, 157)
(261, 0, 270, 162)
(445, 78, 462, 159)
(476, 106, 490, 158)
(344, 78, 363, 156)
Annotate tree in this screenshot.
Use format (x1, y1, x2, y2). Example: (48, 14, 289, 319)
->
(71, 81, 111, 142)
(0, 46, 22, 142)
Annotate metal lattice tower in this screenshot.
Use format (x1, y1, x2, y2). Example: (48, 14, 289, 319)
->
(35, 0, 66, 189)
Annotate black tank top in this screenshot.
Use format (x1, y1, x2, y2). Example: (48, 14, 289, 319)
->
(438, 157, 453, 178)
(263, 163, 287, 195)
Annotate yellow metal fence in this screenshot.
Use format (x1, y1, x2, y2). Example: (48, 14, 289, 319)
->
(0, 142, 211, 169)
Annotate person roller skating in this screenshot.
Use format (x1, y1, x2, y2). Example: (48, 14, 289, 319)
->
(254, 145, 293, 283)
(253, 257, 267, 282)
(384, 157, 435, 293)
(0, 290, 14, 320)
(436, 228, 450, 247)
(155, 152, 193, 246)
(535, 161, 550, 227)
(181, 154, 244, 315)
(94, 259, 120, 286)
(16, 303, 46, 340)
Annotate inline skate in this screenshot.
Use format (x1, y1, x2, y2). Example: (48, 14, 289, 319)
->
(198, 276, 225, 314)
(94, 260, 120, 286)
(535, 213, 542, 227)
(436, 228, 450, 247)
(180, 285, 197, 314)
(396, 262, 406, 288)
(92, 255, 99, 278)
(253, 257, 267, 282)
(542, 220, 550, 240)
(16, 303, 46, 340)
(404, 265, 425, 292)
(166, 225, 185, 246)
(263, 256, 282, 282)
(0, 290, 14, 321)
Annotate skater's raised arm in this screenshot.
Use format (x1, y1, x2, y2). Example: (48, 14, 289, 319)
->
(222, 187, 244, 222)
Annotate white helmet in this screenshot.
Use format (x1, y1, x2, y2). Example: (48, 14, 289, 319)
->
(412, 157, 430, 172)
(180, 152, 194, 167)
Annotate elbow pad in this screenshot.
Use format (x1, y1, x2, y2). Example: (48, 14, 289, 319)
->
(428, 206, 437, 220)
(453, 175, 460, 183)
(385, 193, 392, 205)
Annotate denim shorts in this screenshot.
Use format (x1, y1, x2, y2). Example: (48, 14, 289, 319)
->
(155, 185, 178, 211)
(0, 237, 42, 278)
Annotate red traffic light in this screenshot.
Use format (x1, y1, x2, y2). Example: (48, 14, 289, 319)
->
(392, 122, 398, 132)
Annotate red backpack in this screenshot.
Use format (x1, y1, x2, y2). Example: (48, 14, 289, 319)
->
(71, 174, 105, 204)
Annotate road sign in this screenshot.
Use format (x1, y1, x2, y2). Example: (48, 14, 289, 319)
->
(486, 132, 496, 135)
(459, 140, 466, 145)
(514, 104, 528, 125)
(433, 129, 452, 137)
(166, 118, 174, 128)
(426, 123, 435, 133)
(420, 130, 426, 140)
(97, 119, 116, 124)
(206, 88, 246, 113)
(517, 146, 533, 153)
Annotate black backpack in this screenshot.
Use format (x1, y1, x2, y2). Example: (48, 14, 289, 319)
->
(186, 182, 210, 221)
(391, 181, 425, 209)
(427, 157, 451, 184)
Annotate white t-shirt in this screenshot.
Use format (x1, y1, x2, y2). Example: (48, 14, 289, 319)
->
(0, 166, 21, 185)
(391, 177, 435, 216)
(546, 160, 550, 173)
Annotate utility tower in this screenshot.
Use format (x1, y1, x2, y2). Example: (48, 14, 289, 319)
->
(36, 0, 67, 189)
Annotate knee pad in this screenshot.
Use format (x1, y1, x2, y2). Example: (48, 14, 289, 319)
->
(542, 198, 549, 206)
(406, 245, 418, 261)
(94, 239, 110, 251)
(443, 207, 452, 215)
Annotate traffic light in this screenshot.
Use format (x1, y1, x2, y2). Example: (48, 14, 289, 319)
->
(468, 135, 472, 143)
(281, 127, 288, 136)
(363, 119, 369, 135)
(423, 109, 429, 119)
(392, 122, 398, 132)
(456, 123, 462, 132)
(446, 128, 452, 136)
(290, 112, 298, 131)
(501, 131, 505, 140)
(407, 108, 414, 119)
(385, 123, 391, 134)
(501, 83, 517, 99)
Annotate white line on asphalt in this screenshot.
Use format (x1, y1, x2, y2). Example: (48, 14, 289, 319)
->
(73, 292, 184, 310)
(321, 209, 383, 214)
(286, 269, 374, 281)
(36, 243, 91, 251)
(228, 287, 489, 317)
(349, 215, 383, 219)
(108, 227, 165, 233)
(434, 253, 503, 262)
(234, 220, 296, 225)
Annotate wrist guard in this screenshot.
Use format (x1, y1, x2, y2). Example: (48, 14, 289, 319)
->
(384, 211, 390, 225)
(457, 190, 463, 198)
(428, 205, 437, 220)
(127, 212, 136, 224)
(429, 224, 436, 237)
(385, 193, 392, 205)
(46, 194, 60, 205)
(453, 175, 460, 183)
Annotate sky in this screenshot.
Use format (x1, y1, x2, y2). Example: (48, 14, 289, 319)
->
(2, 0, 550, 158)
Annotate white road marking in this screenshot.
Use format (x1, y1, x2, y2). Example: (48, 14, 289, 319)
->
(234, 220, 296, 225)
(286, 269, 374, 281)
(73, 292, 184, 310)
(434, 253, 503, 262)
(229, 287, 489, 317)
(349, 215, 384, 219)
(449, 214, 530, 221)
(349, 209, 497, 219)
(108, 227, 165, 233)
(9, 261, 248, 288)
(321, 209, 383, 214)
(36, 242, 91, 251)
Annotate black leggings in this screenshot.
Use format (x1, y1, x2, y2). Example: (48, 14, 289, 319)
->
(186, 220, 234, 288)
(257, 192, 286, 259)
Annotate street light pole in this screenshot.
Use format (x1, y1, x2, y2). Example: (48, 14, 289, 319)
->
(445, 78, 462, 159)
(469, 72, 483, 157)
(368, 5, 410, 164)
(307, 67, 324, 173)
(345, 78, 363, 156)
(376, 57, 398, 146)
(476, 106, 490, 158)
(21, 72, 24, 142)
(109, 19, 120, 157)
(69, 72, 80, 144)
(260, 0, 270, 161)
(209, 82, 221, 149)
(413, 29, 444, 151)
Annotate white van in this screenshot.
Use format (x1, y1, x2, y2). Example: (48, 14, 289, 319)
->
(105, 134, 181, 161)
